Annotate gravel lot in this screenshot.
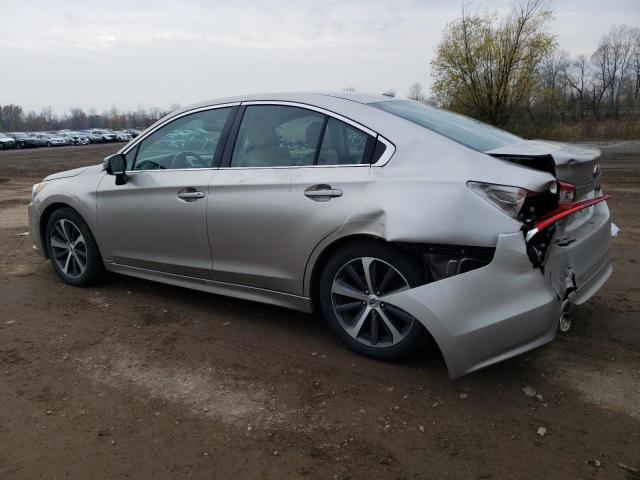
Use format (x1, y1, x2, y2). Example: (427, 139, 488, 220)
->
(1, 142, 638, 479)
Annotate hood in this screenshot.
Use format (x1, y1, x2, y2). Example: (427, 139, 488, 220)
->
(43, 164, 104, 181)
(486, 140, 600, 187)
(43, 166, 89, 181)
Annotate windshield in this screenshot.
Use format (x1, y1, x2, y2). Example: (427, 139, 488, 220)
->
(370, 100, 521, 152)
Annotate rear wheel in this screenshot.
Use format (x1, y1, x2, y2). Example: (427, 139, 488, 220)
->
(45, 208, 105, 286)
(319, 241, 428, 360)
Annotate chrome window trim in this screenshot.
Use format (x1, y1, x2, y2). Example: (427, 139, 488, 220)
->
(218, 164, 371, 171)
(240, 100, 377, 137)
(124, 167, 216, 174)
(118, 100, 396, 172)
(118, 102, 240, 170)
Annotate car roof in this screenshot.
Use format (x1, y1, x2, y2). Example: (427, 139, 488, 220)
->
(182, 91, 394, 111)
(160, 91, 411, 141)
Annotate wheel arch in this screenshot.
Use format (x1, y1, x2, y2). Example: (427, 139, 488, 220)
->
(39, 202, 72, 258)
(306, 233, 427, 316)
(39, 202, 102, 260)
(307, 233, 445, 364)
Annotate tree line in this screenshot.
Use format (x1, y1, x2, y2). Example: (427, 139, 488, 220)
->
(413, 0, 640, 139)
(0, 104, 178, 132)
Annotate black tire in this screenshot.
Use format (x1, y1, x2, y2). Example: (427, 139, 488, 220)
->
(319, 240, 428, 361)
(45, 208, 105, 286)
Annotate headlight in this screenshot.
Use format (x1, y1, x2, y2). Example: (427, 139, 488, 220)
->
(467, 181, 529, 219)
(32, 182, 47, 199)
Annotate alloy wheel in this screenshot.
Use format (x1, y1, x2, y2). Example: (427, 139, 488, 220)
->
(331, 257, 416, 347)
(50, 219, 87, 278)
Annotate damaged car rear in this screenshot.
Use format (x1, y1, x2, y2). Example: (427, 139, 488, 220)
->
(27, 92, 614, 378)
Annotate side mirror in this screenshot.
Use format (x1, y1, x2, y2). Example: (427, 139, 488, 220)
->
(104, 154, 128, 185)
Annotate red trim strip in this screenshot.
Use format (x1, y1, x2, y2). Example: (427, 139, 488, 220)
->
(526, 194, 611, 242)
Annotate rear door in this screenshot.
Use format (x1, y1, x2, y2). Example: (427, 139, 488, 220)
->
(206, 102, 378, 295)
(96, 105, 236, 278)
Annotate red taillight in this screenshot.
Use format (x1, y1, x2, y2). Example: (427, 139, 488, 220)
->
(558, 181, 576, 204)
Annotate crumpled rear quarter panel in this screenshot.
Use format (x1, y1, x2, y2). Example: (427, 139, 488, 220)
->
(383, 233, 560, 378)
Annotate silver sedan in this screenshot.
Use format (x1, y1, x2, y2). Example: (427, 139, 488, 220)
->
(28, 92, 614, 378)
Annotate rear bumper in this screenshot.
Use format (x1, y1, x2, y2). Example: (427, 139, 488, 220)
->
(384, 201, 612, 378)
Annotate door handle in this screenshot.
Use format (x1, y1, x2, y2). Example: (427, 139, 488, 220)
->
(177, 188, 205, 202)
(304, 185, 343, 201)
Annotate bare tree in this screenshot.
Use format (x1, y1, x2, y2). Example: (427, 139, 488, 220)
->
(407, 83, 427, 102)
(630, 29, 640, 107)
(536, 50, 570, 121)
(562, 55, 589, 119)
(431, 0, 556, 126)
(592, 24, 637, 117)
(0, 104, 24, 131)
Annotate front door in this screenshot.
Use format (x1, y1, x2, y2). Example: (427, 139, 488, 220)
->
(97, 106, 234, 278)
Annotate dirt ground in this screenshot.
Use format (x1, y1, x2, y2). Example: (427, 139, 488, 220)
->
(0, 142, 638, 479)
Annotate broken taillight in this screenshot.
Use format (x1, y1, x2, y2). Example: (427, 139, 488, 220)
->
(467, 181, 529, 219)
(557, 181, 576, 204)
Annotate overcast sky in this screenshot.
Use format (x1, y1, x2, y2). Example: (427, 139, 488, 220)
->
(0, 0, 638, 114)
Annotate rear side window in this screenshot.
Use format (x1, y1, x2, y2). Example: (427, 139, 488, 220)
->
(230, 105, 325, 167)
(228, 105, 377, 168)
(370, 100, 521, 152)
(317, 118, 374, 165)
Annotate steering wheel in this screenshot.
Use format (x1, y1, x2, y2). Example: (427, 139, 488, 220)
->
(171, 151, 205, 169)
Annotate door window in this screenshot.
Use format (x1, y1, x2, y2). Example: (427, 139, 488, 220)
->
(133, 107, 232, 170)
(317, 117, 374, 165)
(230, 105, 325, 167)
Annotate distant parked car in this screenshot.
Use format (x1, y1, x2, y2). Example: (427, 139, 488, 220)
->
(114, 130, 132, 142)
(66, 131, 91, 145)
(0, 132, 17, 149)
(27, 133, 50, 147)
(7, 132, 40, 148)
(81, 130, 103, 143)
(125, 128, 142, 138)
(37, 133, 68, 147)
(88, 129, 118, 142)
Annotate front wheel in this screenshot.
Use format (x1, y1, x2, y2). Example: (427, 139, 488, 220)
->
(45, 208, 105, 286)
(319, 241, 428, 361)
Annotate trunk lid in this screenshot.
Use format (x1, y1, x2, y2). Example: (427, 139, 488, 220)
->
(486, 140, 600, 192)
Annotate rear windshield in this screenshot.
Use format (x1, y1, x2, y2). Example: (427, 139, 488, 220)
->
(370, 100, 521, 152)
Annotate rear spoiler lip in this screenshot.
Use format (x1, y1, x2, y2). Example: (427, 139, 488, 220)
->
(525, 194, 612, 243)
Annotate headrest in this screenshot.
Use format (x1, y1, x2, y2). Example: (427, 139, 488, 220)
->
(305, 121, 323, 146)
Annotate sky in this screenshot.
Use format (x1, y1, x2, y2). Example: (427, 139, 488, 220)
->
(0, 0, 638, 114)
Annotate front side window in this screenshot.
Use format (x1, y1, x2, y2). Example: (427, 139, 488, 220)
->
(230, 105, 325, 167)
(133, 107, 231, 170)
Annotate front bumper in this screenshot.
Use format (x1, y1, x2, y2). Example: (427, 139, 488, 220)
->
(384, 201, 612, 378)
(28, 201, 47, 258)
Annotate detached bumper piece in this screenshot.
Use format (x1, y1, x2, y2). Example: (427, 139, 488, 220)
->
(524, 194, 611, 267)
